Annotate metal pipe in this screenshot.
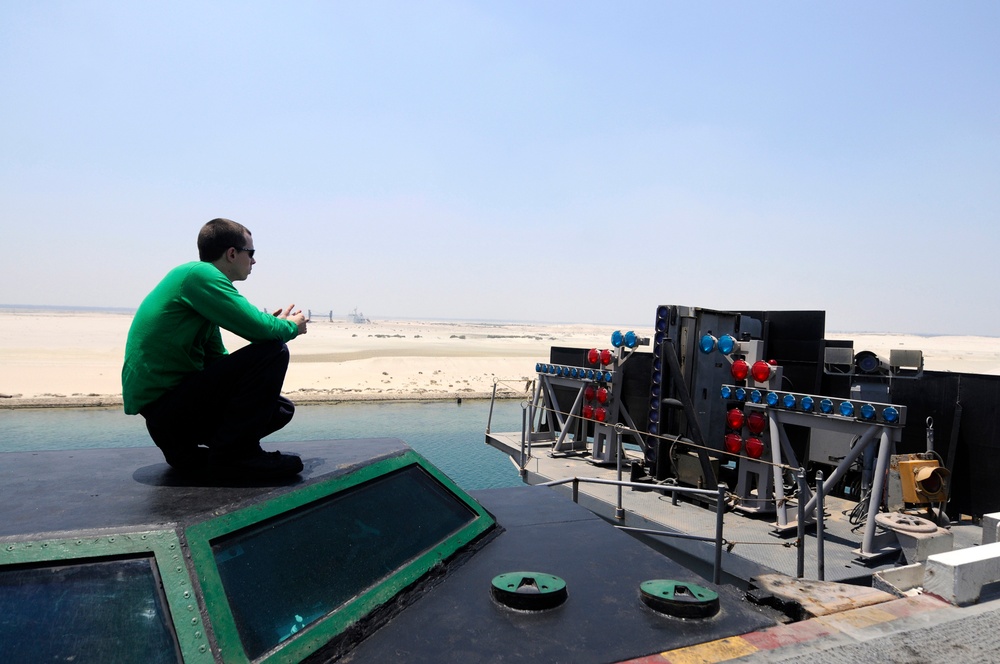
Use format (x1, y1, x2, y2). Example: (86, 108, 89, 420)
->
(770, 414, 787, 527)
(539, 476, 720, 498)
(519, 403, 528, 477)
(538, 474, 728, 583)
(816, 469, 825, 581)
(803, 425, 879, 517)
(796, 468, 806, 579)
(714, 483, 726, 585)
(862, 427, 894, 555)
(487, 381, 497, 434)
(615, 429, 624, 520)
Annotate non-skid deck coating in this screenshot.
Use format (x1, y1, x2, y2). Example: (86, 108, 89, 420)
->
(0, 441, 784, 663)
(486, 432, 982, 586)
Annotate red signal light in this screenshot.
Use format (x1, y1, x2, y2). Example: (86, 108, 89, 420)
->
(600, 349, 612, 366)
(726, 408, 745, 430)
(583, 405, 594, 419)
(596, 387, 609, 404)
(584, 386, 596, 401)
(588, 348, 599, 364)
(746, 411, 767, 435)
(751, 360, 773, 383)
(745, 437, 765, 459)
(731, 359, 749, 381)
(724, 433, 743, 455)
(595, 407, 607, 422)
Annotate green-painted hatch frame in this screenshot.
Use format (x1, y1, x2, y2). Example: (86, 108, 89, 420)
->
(0, 528, 215, 664)
(185, 449, 495, 664)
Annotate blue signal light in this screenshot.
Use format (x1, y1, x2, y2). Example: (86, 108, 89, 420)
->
(820, 399, 834, 414)
(766, 392, 779, 407)
(750, 390, 763, 404)
(604, 371, 613, 382)
(883, 406, 900, 424)
(586, 369, 595, 380)
(718, 334, 737, 355)
(611, 330, 624, 348)
(801, 396, 815, 412)
(624, 331, 638, 348)
(839, 401, 855, 417)
(721, 385, 733, 399)
(536, 363, 543, 373)
(549, 366, 558, 375)
(782, 394, 797, 409)
(860, 403, 876, 421)
(649, 422, 659, 435)
(735, 387, 747, 401)
(699, 334, 717, 354)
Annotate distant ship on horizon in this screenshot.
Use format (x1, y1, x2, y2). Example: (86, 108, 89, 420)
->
(349, 307, 371, 324)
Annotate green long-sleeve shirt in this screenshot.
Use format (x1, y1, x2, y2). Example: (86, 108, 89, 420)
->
(122, 261, 299, 414)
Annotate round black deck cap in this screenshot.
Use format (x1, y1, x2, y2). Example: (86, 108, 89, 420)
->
(640, 580, 720, 618)
(491, 572, 567, 611)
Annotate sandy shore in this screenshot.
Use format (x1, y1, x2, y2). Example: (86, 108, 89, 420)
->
(0, 311, 627, 408)
(1, 311, 999, 409)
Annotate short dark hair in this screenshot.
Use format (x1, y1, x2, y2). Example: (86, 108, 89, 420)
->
(198, 218, 251, 261)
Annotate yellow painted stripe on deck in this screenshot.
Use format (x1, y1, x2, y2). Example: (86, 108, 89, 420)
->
(660, 636, 759, 663)
(820, 606, 896, 630)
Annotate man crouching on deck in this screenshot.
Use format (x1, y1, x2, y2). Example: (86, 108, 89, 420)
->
(122, 218, 308, 478)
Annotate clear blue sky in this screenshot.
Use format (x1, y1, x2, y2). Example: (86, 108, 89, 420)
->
(2, 2, 997, 334)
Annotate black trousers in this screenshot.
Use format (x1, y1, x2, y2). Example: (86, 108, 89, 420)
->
(140, 340, 294, 468)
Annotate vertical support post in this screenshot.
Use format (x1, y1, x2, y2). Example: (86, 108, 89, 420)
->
(572, 478, 579, 504)
(770, 414, 787, 527)
(519, 402, 528, 477)
(796, 468, 807, 579)
(816, 469, 825, 581)
(528, 378, 543, 437)
(615, 428, 625, 520)
(487, 382, 497, 434)
(714, 483, 727, 585)
(861, 427, 893, 555)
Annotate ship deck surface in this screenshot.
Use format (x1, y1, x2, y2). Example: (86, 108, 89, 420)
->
(486, 432, 982, 585)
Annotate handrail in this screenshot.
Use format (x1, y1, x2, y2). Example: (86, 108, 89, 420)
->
(489, 385, 829, 584)
(539, 475, 728, 585)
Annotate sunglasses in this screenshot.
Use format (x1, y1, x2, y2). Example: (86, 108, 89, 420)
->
(238, 247, 256, 258)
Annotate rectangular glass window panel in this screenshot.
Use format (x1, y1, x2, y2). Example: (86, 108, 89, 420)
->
(0, 557, 181, 664)
(211, 465, 477, 660)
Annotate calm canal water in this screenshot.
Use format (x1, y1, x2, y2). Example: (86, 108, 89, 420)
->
(0, 399, 526, 490)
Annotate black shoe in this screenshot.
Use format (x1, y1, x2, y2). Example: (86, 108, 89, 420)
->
(218, 449, 303, 479)
(162, 446, 213, 473)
